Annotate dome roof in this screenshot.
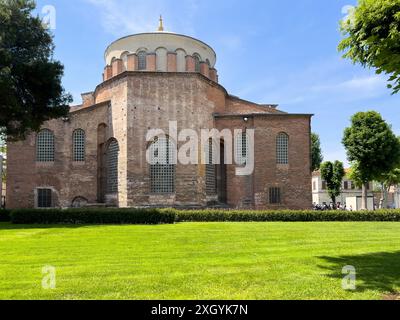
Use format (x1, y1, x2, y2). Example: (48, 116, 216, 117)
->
(104, 32, 217, 67)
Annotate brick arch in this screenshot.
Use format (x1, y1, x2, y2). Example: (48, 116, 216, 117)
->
(135, 47, 149, 54)
(175, 48, 187, 72)
(155, 47, 168, 72)
(71, 196, 88, 208)
(136, 49, 148, 71)
(120, 51, 130, 71)
(193, 53, 202, 72)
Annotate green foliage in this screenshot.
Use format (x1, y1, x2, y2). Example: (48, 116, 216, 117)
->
(174, 209, 400, 222)
(378, 167, 400, 208)
(339, 0, 400, 94)
(311, 133, 324, 172)
(343, 111, 400, 183)
(347, 164, 364, 189)
(320, 161, 346, 204)
(0, 0, 72, 140)
(379, 167, 400, 188)
(9, 208, 400, 224)
(10, 208, 176, 225)
(0, 209, 10, 222)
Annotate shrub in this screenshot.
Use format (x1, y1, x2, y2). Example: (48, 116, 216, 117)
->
(10, 208, 176, 225)
(173, 209, 400, 222)
(9, 208, 400, 225)
(0, 209, 11, 222)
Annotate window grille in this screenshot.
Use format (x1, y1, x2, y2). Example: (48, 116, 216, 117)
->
(193, 54, 201, 72)
(235, 132, 249, 165)
(206, 138, 217, 195)
(107, 139, 119, 194)
(36, 129, 55, 162)
(138, 51, 147, 70)
(37, 188, 52, 208)
(276, 133, 289, 164)
(269, 187, 281, 204)
(73, 129, 85, 162)
(149, 137, 176, 194)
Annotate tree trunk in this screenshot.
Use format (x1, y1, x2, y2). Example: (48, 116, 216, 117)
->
(380, 183, 385, 209)
(383, 185, 389, 209)
(361, 183, 368, 210)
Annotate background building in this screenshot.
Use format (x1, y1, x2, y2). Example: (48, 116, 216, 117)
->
(0, 155, 4, 208)
(312, 170, 379, 209)
(7, 21, 313, 210)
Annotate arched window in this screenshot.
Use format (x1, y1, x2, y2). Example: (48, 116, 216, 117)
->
(193, 54, 201, 72)
(235, 132, 249, 165)
(205, 138, 217, 195)
(277, 133, 289, 164)
(121, 51, 129, 71)
(73, 129, 85, 162)
(137, 51, 147, 70)
(36, 129, 55, 162)
(71, 196, 88, 208)
(107, 139, 119, 194)
(149, 136, 176, 194)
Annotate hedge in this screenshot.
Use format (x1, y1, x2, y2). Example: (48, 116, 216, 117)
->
(0, 209, 11, 222)
(8, 208, 400, 225)
(10, 208, 176, 225)
(173, 209, 400, 222)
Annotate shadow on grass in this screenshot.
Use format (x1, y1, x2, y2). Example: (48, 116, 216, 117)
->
(0, 222, 102, 230)
(0, 222, 166, 230)
(319, 251, 400, 294)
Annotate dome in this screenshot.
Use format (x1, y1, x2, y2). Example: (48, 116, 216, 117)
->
(104, 32, 217, 67)
(102, 18, 219, 83)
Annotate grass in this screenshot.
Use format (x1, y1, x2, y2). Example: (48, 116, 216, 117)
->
(0, 222, 400, 300)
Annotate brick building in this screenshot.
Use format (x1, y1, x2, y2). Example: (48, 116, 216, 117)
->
(7, 22, 313, 210)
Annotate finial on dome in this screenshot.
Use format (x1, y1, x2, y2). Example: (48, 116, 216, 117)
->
(158, 15, 164, 31)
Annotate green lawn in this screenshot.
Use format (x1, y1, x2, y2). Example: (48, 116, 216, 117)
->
(0, 222, 400, 300)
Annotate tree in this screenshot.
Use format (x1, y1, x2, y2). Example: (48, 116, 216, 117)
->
(378, 167, 400, 208)
(347, 163, 364, 189)
(0, 137, 5, 185)
(338, 0, 400, 94)
(343, 111, 400, 209)
(311, 133, 323, 172)
(320, 161, 346, 206)
(0, 0, 71, 140)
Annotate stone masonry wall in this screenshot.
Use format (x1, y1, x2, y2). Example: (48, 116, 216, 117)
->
(7, 72, 312, 210)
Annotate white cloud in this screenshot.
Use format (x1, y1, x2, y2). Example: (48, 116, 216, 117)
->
(311, 75, 387, 97)
(86, 0, 162, 36)
(256, 59, 389, 107)
(85, 0, 199, 37)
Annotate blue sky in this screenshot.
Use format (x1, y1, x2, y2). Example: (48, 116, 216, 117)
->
(34, 0, 400, 166)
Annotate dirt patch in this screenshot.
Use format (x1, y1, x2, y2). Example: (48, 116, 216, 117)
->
(383, 293, 400, 300)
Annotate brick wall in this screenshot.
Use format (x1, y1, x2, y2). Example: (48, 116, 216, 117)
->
(6, 72, 312, 210)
